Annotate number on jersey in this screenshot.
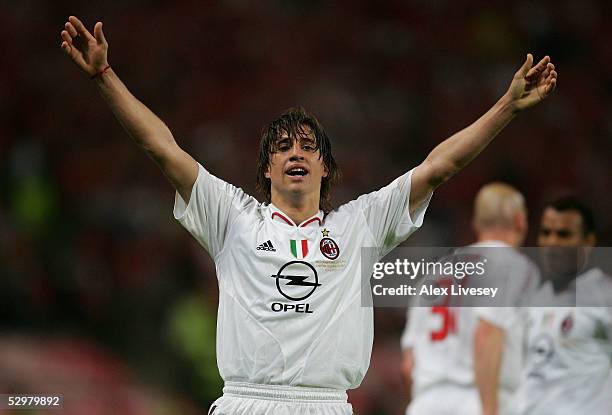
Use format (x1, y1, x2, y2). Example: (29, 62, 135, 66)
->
(430, 306, 457, 341)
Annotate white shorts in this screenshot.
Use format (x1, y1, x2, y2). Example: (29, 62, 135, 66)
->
(406, 385, 481, 415)
(208, 382, 353, 415)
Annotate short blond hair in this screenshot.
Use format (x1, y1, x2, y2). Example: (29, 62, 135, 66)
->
(473, 182, 526, 231)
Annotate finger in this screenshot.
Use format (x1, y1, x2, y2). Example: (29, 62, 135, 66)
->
(61, 40, 71, 54)
(534, 56, 551, 71)
(516, 53, 534, 77)
(540, 66, 552, 80)
(526, 56, 550, 80)
(544, 71, 557, 94)
(94, 21, 107, 45)
(546, 77, 557, 94)
(526, 56, 549, 76)
(60, 33, 77, 56)
(61, 30, 73, 45)
(68, 15, 94, 41)
(65, 21, 78, 38)
(540, 63, 555, 83)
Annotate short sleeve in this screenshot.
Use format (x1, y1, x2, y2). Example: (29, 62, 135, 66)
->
(475, 307, 519, 331)
(347, 169, 433, 258)
(173, 163, 256, 258)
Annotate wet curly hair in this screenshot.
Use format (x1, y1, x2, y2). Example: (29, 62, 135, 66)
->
(256, 106, 340, 212)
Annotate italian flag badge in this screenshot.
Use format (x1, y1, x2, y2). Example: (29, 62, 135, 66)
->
(290, 239, 309, 259)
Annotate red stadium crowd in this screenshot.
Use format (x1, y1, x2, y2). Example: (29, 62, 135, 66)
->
(1, 1, 610, 414)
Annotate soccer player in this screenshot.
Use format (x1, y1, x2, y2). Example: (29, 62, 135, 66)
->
(400, 183, 539, 415)
(60, 15, 557, 415)
(520, 198, 612, 415)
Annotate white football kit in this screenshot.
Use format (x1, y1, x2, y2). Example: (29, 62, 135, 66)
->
(174, 163, 431, 414)
(401, 241, 539, 415)
(520, 267, 612, 415)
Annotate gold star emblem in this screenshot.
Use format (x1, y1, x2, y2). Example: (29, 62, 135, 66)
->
(321, 228, 330, 237)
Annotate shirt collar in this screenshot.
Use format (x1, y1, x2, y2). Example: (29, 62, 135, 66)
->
(269, 204, 323, 228)
(471, 240, 511, 248)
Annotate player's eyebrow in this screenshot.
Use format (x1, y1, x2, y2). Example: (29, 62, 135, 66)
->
(555, 230, 572, 238)
(273, 137, 291, 146)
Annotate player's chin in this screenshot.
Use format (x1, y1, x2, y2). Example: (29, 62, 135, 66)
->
(286, 180, 313, 193)
(285, 175, 309, 185)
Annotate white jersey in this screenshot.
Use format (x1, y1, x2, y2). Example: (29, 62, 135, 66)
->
(174, 163, 431, 390)
(520, 268, 612, 415)
(401, 242, 539, 415)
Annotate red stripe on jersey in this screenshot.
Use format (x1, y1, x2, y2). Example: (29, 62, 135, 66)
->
(300, 217, 322, 227)
(271, 212, 293, 226)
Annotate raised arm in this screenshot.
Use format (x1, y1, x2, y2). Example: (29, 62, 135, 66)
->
(409, 54, 557, 214)
(60, 16, 198, 202)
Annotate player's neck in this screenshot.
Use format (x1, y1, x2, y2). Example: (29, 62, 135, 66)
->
(477, 229, 521, 247)
(270, 192, 320, 225)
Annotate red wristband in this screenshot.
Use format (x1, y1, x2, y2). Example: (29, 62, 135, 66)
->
(90, 65, 111, 79)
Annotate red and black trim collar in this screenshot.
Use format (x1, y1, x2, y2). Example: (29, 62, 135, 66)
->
(270, 205, 323, 227)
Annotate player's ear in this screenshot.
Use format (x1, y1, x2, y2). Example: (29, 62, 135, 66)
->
(514, 212, 527, 233)
(322, 164, 329, 178)
(265, 165, 271, 179)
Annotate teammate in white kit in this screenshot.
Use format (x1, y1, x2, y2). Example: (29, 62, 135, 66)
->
(401, 183, 539, 415)
(60, 15, 558, 414)
(520, 198, 612, 415)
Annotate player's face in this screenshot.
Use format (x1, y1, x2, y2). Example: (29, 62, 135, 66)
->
(538, 208, 595, 277)
(538, 208, 591, 247)
(265, 128, 328, 202)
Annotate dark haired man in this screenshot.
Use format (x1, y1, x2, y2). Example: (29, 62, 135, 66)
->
(61, 15, 557, 415)
(519, 198, 612, 415)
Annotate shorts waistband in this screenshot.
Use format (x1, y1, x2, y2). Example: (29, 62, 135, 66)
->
(223, 381, 348, 403)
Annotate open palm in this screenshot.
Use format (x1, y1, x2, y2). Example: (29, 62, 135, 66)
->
(507, 54, 558, 111)
(60, 16, 108, 77)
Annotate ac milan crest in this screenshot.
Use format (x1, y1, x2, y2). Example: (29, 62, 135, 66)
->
(320, 237, 340, 260)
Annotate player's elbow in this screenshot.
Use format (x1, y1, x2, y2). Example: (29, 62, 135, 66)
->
(422, 158, 462, 188)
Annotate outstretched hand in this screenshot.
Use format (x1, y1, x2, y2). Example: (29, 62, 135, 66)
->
(506, 54, 557, 112)
(60, 16, 109, 77)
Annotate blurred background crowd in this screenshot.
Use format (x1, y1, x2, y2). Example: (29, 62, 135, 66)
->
(1, 0, 611, 414)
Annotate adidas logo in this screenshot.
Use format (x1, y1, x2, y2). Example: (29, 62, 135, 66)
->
(256, 240, 276, 252)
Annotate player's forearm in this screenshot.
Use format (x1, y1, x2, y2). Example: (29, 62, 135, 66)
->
(423, 94, 517, 187)
(94, 68, 178, 160)
(474, 321, 504, 415)
(93, 68, 199, 201)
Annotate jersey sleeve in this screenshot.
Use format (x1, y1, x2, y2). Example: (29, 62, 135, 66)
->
(348, 169, 433, 258)
(173, 163, 257, 259)
(474, 307, 518, 331)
